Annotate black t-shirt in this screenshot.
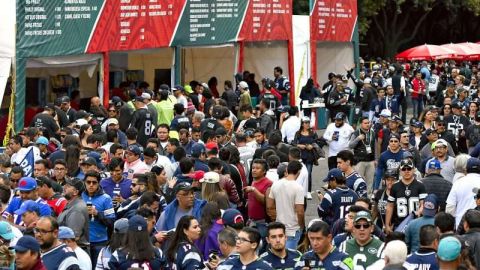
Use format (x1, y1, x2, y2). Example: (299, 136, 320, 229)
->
(30, 113, 59, 138)
(200, 118, 221, 131)
(130, 108, 153, 147)
(387, 180, 427, 227)
(373, 188, 388, 228)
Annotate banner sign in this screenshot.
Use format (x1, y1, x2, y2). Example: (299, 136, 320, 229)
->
(310, 0, 357, 42)
(16, 0, 293, 58)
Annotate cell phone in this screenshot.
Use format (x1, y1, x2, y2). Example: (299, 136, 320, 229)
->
(113, 187, 121, 197)
(86, 202, 93, 207)
(333, 131, 339, 141)
(208, 250, 219, 262)
(304, 258, 310, 268)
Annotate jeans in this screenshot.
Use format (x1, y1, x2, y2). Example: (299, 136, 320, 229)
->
(286, 230, 302, 249)
(90, 241, 107, 268)
(305, 162, 313, 192)
(412, 97, 424, 118)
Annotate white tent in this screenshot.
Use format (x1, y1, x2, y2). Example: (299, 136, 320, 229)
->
(0, 0, 16, 107)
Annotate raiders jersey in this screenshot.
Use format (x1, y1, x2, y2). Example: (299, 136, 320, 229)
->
(445, 114, 471, 139)
(129, 107, 153, 147)
(387, 180, 427, 227)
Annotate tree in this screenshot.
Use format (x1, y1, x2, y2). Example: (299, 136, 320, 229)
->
(293, 0, 309, 15)
(359, 0, 480, 58)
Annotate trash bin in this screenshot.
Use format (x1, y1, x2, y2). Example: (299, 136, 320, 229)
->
(251, 97, 258, 107)
(317, 107, 327, 129)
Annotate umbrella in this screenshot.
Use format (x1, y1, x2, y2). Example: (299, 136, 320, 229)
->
(396, 44, 456, 61)
(441, 43, 480, 60)
(456, 42, 480, 60)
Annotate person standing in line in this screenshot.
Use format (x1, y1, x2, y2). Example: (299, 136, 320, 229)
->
(323, 112, 354, 170)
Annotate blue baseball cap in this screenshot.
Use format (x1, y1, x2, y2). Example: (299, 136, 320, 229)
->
(467, 158, 480, 173)
(323, 168, 344, 182)
(437, 236, 461, 261)
(221, 209, 244, 227)
(126, 144, 142, 156)
(58, 226, 75, 239)
(17, 177, 37, 191)
(0, 221, 14, 241)
(13, 236, 40, 252)
(14, 200, 40, 216)
(191, 143, 206, 157)
(35, 136, 49, 146)
(427, 159, 442, 170)
(129, 215, 147, 232)
(422, 194, 438, 217)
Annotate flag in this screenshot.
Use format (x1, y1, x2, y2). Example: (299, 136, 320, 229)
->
(19, 148, 34, 177)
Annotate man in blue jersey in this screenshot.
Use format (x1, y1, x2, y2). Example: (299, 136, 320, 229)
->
(337, 150, 368, 198)
(218, 227, 273, 270)
(261, 222, 302, 269)
(405, 224, 439, 270)
(374, 133, 404, 191)
(295, 220, 353, 269)
(35, 216, 80, 270)
(318, 168, 359, 225)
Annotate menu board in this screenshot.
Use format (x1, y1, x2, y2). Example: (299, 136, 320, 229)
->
(170, 0, 248, 46)
(86, 0, 185, 52)
(238, 0, 292, 41)
(310, 0, 357, 42)
(17, 0, 103, 57)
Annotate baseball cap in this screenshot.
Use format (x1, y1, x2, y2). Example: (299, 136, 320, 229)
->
(422, 194, 438, 217)
(446, 81, 455, 87)
(221, 209, 244, 227)
(65, 178, 85, 193)
(75, 118, 88, 127)
(13, 236, 40, 253)
(184, 85, 193, 94)
(334, 112, 345, 120)
(111, 96, 123, 107)
(200, 172, 220, 184)
(427, 159, 442, 170)
(451, 101, 462, 109)
(400, 159, 414, 169)
(301, 116, 311, 122)
(188, 171, 205, 182)
(239, 81, 249, 89)
(431, 139, 448, 151)
(364, 77, 372, 84)
(14, 200, 40, 216)
(437, 236, 461, 261)
(390, 115, 401, 122)
(191, 143, 206, 157)
(135, 96, 145, 102)
(103, 118, 119, 127)
(80, 157, 97, 167)
(172, 85, 184, 92)
(380, 109, 392, 118)
(44, 103, 55, 111)
(205, 142, 218, 151)
(467, 158, 480, 173)
(60, 96, 70, 103)
(411, 121, 423, 128)
(75, 110, 92, 120)
(35, 136, 49, 146)
(87, 151, 104, 170)
(129, 215, 147, 232)
(0, 221, 14, 241)
(173, 182, 195, 194)
(389, 133, 400, 141)
(402, 151, 413, 159)
(58, 226, 75, 239)
(354, 211, 372, 223)
(323, 168, 344, 182)
(425, 128, 437, 136)
(141, 92, 151, 100)
(215, 127, 227, 136)
(126, 145, 142, 156)
(114, 218, 129, 234)
(17, 177, 37, 191)
(383, 169, 398, 179)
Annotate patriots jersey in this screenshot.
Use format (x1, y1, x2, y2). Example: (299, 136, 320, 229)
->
(406, 249, 439, 270)
(345, 172, 368, 198)
(294, 247, 353, 270)
(217, 257, 273, 270)
(318, 187, 359, 225)
(260, 248, 302, 270)
(339, 238, 384, 269)
(169, 242, 204, 270)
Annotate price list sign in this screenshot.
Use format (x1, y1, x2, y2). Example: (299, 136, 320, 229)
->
(17, 0, 103, 57)
(87, 0, 185, 52)
(238, 0, 292, 41)
(171, 0, 248, 46)
(310, 0, 357, 42)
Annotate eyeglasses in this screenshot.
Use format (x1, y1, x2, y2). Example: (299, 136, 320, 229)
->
(235, 236, 253, 243)
(54, 167, 66, 171)
(401, 167, 413, 171)
(33, 228, 54, 235)
(354, 223, 371, 229)
(85, 180, 98, 185)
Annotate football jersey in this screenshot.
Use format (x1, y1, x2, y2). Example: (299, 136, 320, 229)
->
(345, 172, 368, 198)
(218, 257, 273, 270)
(339, 237, 384, 269)
(294, 247, 353, 270)
(318, 187, 359, 225)
(170, 242, 204, 270)
(445, 114, 471, 138)
(260, 248, 302, 270)
(129, 107, 153, 147)
(387, 180, 427, 227)
(405, 248, 439, 270)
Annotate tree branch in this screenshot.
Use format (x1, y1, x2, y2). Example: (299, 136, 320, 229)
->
(398, 10, 431, 46)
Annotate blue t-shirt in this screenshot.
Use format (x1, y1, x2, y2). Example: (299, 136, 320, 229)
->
(260, 248, 302, 269)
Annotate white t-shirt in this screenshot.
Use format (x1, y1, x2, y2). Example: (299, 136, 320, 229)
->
(281, 116, 301, 144)
(74, 246, 92, 270)
(266, 169, 279, 182)
(296, 163, 309, 196)
(446, 173, 480, 227)
(323, 123, 354, 157)
(269, 178, 304, 236)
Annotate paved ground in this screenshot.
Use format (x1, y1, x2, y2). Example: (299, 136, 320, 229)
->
(304, 155, 329, 226)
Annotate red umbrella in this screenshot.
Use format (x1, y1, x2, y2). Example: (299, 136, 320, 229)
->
(442, 43, 480, 60)
(456, 42, 480, 60)
(396, 44, 456, 61)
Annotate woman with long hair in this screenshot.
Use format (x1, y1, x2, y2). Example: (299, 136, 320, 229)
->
(420, 108, 435, 130)
(195, 202, 224, 261)
(467, 102, 478, 124)
(200, 172, 230, 209)
(108, 215, 165, 269)
(79, 124, 93, 148)
(96, 218, 128, 269)
(372, 170, 397, 229)
(65, 145, 80, 177)
(166, 215, 203, 270)
(441, 104, 452, 117)
(293, 116, 318, 195)
(145, 171, 167, 219)
(299, 78, 321, 117)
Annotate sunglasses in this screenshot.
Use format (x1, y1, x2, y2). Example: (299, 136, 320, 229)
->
(354, 223, 371, 229)
(389, 140, 399, 143)
(401, 167, 413, 171)
(85, 180, 98, 185)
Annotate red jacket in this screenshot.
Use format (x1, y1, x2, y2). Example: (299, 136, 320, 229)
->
(31, 259, 47, 270)
(411, 78, 425, 99)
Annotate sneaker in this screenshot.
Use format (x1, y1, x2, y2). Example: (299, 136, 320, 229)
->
(306, 193, 313, 200)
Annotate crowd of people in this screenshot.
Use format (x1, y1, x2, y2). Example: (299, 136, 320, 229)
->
(1, 60, 480, 269)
